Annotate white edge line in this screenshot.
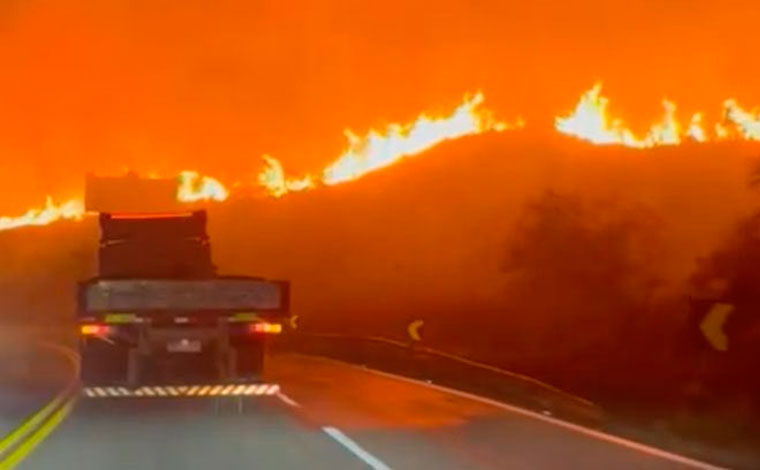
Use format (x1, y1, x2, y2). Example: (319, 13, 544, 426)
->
(276, 393, 301, 408)
(322, 426, 391, 470)
(329, 357, 725, 470)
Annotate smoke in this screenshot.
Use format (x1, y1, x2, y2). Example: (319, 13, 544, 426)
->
(0, 0, 758, 212)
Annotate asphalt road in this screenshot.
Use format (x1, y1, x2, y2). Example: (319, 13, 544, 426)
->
(6, 353, 724, 470)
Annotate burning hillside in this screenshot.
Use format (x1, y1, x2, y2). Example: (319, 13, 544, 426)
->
(1, 85, 758, 234)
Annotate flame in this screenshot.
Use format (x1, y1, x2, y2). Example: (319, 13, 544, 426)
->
(644, 99, 682, 146)
(556, 84, 687, 148)
(256, 92, 520, 196)
(554, 83, 641, 147)
(2, 90, 760, 233)
(0, 197, 85, 232)
(723, 99, 760, 141)
(177, 171, 229, 202)
(557, 84, 760, 146)
(257, 155, 315, 197)
(322, 92, 513, 185)
(687, 113, 707, 142)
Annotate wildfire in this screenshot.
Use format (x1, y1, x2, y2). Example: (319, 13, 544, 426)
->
(0, 171, 229, 232)
(177, 171, 229, 203)
(554, 83, 641, 147)
(257, 155, 315, 198)
(257, 92, 521, 196)
(723, 99, 760, 141)
(687, 113, 707, 142)
(322, 92, 514, 185)
(2, 88, 759, 233)
(0, 197, 85, 232)
(555, 83, 760, 146)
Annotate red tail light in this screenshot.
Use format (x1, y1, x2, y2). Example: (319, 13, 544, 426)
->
(80, 324, 112, 336)
(248, 323, 282, 334)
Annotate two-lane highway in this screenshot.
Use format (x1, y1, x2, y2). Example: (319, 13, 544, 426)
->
(9, 353, 726, 469)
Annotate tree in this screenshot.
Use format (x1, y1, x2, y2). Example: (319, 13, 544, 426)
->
(501, 191, 665, 370)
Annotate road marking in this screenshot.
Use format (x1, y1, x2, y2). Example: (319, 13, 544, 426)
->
(0, 395, 76, 470)
(0, 344, 79, 469)
(276, 393, 301, 408)
(322, 426, 391, 470)
(348, 362, 725, 470)
(0, 392, 70, 457)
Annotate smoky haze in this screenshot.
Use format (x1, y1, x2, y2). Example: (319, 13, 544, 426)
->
(2, 133, 760, 455)
(5, 133, 758, 337)
(0, 0, 758, 212)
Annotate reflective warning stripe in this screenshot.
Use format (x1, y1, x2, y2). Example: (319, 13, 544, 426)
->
(82, 384, 280, 398)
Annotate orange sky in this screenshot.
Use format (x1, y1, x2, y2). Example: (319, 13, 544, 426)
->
(0, 0, 757, 211)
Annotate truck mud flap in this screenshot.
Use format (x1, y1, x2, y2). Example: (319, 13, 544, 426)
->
(81, 383, 279, 398)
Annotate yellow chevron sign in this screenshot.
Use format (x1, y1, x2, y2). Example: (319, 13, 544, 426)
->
(700, 303, 734, 352)
(407, 320, 424, 342)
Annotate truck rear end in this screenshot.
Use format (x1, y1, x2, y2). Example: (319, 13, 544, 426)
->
(78, 276, 288, 388)
(77, 182, 289, 391)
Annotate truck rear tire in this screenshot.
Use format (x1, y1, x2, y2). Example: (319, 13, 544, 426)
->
(234, 341, 265, 380)
(80, 339, 128, 386)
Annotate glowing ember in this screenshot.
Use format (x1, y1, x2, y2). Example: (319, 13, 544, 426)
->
(0, 197, 85, 232)
(257, 155, 315, 198)
(177, 171, 229, 203)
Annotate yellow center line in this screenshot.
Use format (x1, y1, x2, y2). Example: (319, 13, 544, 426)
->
(0, 394, 77, 470)
(0, 387, 72, 458)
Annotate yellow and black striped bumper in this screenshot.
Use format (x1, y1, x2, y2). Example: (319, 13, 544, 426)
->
(82, 383, 279, 398)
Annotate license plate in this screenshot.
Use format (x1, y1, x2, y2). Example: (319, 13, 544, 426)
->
(167, 339, 202, 353)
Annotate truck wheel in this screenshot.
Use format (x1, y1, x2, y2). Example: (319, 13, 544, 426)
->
(80, 339, 128, 386)
(234, 341, 265, 380)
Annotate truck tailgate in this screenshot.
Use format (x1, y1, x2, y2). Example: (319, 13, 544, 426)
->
(80, 278, 289, 313)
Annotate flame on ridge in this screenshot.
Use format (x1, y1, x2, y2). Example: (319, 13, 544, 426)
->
(177, 171, 229, 203)
(257, 156, 315, 198)
(555, 83, 760, 146)
(257, 92, 521, 196)
(0, 197, 85, 232)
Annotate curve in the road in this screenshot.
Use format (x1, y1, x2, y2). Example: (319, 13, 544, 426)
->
(5, 351, 742, 470)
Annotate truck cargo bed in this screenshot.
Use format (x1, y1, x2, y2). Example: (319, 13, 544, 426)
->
(79, 277, 289, 314)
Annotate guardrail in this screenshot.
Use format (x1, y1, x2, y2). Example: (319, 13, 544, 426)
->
(273, 332, 604, 426)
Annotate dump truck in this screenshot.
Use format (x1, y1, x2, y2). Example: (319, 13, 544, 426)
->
(77, 175, 289, 394)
